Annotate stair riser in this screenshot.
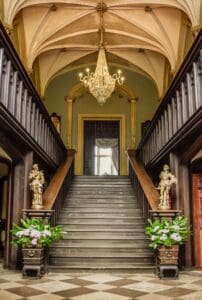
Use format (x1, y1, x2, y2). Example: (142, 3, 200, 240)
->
(54, 240, 149, 245)
(49, 249, 153, 257)
(58, 219, 145, 225)
(65, 200, 139, 205)
(60, 208, 141, 213)
(63, 232, 146, 239)
(66, 195, 137, 199)
(49, 257, 154, 265)
(49, 175, 153, 271)
(59, 214, 144, 219)
(63, 200, 139, 210)
(61, 227, 145, 231)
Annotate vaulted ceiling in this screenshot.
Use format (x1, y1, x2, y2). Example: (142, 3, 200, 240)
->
(2, 0, 202, 97)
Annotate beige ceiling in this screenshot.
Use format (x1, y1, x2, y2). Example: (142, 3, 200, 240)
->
(2, 0, 202, 97)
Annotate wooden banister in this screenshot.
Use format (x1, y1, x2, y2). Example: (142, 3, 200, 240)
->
(0, 21, 66, 167)
(127, 149, 159, 210)
(43, 149, 75, 210)
(137, 30, 202, 167)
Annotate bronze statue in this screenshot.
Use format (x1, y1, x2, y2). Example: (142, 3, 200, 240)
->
(29, 164, 45, 210)
(157, 164, 177, 210)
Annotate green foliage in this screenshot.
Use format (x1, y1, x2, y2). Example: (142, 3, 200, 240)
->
(11, 218, 64, 248)
(145, 216, 192, 249)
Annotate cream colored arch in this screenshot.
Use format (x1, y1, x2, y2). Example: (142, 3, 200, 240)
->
(66, 82, 138, 149)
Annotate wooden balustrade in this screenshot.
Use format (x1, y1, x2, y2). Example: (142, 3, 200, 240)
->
(43, 150, 75, 225)
(127, 150, 159, 217)
(0, 22, 66, 167)
(138, 30, 202, 166)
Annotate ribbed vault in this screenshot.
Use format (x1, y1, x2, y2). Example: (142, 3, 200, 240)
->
(1, 0, 202, 96)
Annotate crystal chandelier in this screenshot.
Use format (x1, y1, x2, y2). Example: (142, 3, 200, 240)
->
(79, 1, 124, 106)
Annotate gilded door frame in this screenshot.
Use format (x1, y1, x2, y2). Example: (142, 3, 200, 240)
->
(75, 114, 127, 175)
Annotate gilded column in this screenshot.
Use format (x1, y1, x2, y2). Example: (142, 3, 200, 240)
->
(130, 97, 138, 149)
(66, 97, 73, 148)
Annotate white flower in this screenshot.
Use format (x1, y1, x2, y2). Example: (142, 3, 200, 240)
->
(153, 226, 160, 232)
(23, 229, 30, 236)
(43, 230, 51, 237)
(171, 225, 180, 230)
(151, 235, 156, 241)
(31, 238, 38, 245)
(160, 234, 167, 241)
(16, 231, 24, 237)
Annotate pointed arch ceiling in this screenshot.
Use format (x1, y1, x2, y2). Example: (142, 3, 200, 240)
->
(2, 0, 202, 96)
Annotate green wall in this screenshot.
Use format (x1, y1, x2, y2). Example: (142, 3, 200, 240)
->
(45, 68, 159, 150)
(0, 0, 3, 21)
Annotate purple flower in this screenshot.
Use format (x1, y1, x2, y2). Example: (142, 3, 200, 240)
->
(30, 229, 41, 239)
(171, 233, 181, 241)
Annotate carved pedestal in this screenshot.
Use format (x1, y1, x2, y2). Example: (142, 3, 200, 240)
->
(156, 246, 179, 279)
(22, 247, 45, 278)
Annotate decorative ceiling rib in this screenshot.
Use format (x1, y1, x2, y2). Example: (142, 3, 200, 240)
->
(2, 0, 202, 96)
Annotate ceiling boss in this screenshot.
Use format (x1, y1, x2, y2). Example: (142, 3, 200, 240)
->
(79, 0, 125, 106)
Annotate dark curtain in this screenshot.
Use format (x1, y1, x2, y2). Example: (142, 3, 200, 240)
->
(84, 121, 119, 175)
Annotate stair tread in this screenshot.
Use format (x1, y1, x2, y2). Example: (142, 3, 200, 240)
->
(50, 175, 153, 271)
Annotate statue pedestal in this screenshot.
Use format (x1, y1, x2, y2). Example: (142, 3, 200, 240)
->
(22, 209, 54, 224)
(149, 210, 181, 221)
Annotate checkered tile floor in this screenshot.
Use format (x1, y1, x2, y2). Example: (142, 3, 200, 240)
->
(0, 265, 202, 299)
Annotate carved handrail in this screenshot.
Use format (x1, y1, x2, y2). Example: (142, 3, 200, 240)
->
(0, 21, 66, 167)
(43, 150, 75, 222)
(137, 30, 202, 166)
(127, 150, 159, 212)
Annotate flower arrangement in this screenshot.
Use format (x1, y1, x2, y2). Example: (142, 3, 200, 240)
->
(11, 218, 64, 248)
(145, 216, 192, 249)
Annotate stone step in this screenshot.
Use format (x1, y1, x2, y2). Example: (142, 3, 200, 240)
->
(73, 175, 130, 180)
(61, 225, 145, 231)
(65, 194, 137, 199)
(49, 175, 154, 272)
(60, 208, 141, 213)
(64, 199, 138, 204)
(52, 241, 150, 247)
(49, 257, 154, 265)
(49, 248, 153, 257)
(48, 265, 154, 273)
(58, 218, 145, 225)
(63, 231, 147, 239)
(49, 259, 154, 268)
(60, 212, 143, 218)
(63, 203, 139, 208)
(69, 185, 133, 189)
(67, 191, 135, 196)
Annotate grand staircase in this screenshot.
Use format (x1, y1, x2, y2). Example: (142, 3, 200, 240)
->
(49, 176, 154, 272)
